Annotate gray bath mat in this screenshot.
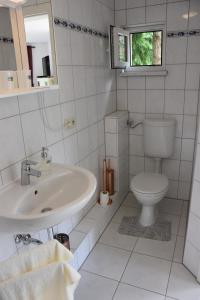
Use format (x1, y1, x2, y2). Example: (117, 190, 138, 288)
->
(118, 216, 171, 241)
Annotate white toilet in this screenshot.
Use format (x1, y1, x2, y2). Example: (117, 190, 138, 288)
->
(131, 119, 176, 227)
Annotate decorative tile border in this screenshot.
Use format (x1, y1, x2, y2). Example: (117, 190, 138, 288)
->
(54, 17, 109, 39)
(167, 29, 200, 38)
(0, 36, 13, 44)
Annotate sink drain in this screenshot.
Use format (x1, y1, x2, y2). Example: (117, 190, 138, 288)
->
(41, 207, 53, 213)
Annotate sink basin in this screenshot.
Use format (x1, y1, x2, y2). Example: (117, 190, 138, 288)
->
(0, 163, 97, 233)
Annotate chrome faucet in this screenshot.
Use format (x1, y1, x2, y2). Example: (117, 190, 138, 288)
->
(21, 160, 41, 185)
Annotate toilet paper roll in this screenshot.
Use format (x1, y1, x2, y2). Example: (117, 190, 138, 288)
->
(100, 191, 109, 207)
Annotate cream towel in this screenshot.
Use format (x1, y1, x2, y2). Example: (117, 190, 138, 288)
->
(0, 239, 73, 282)
(0, 261, 81, 300)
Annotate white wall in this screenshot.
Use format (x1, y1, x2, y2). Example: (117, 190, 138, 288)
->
(0, 0, 116, 261)
(115, 0, 200, 202)
(184, 88, 200, 278)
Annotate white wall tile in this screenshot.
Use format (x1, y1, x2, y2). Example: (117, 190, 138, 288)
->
(0, 97, 19, 119)
(127, 7, 145, 25)
(187, 36, 200, 64)
(127, 0, 145, 8)
(179, 161, 193, 181)
(128, 90, 146, 113)
(130, 156, 145, 175)
(162, 159, 180, 180)
(185, 64, 200, 90)
(51, 0, 69, 19)
(165, 65, 186, 90)
(189, 0, 200, 29)
(181, 139, 194, 162)
(77, 128, 90, 161)
(182, 115, 197, 139)
(21, 110, 46, 156)
(0, 116, 25, 169)
(57, 66, 74, 102)
(76, 98, 89, 130)
(117, 90, 128, 110)
(164, 90, 184, 114)
(73, 66, 86, 99)
(146, 4, 166, 23)
(146, 77, 165, 90)
(146, 0, 166, 4)
(64, 134, 78, 165)
(18, 94, 40, 114)
(115, 10, 126, 26)
(127, 77, 145, 90)
(166, 37, 187, 65)
(49, 140, 65, 164)
(146, 90, 164, 114)
(115, 0, 126, 10)
(167, 1, 189, 31)
(43, 105, 63, 145)
(129, 135, 144, 156)
(61, 101, 77, 138)
(54, 27, 72, 66)
(178, 181, 191, 201)
(184, 91, 198, 115)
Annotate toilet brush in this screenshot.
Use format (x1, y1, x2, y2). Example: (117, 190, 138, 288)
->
(98, 159, 112, 206)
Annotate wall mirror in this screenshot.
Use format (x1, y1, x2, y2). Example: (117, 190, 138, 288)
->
(23, 2, 57, 87)
(0, 0, 58, 95)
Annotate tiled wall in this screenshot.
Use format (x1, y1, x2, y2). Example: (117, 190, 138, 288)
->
(115, 0, 200, 201)
(184, 91, 200, 278)
(0, 0, 116, 261)
(105, 111, 129, 195)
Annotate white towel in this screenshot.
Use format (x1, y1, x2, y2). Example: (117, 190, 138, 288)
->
(0, 261, 81, 300)
(0, 239, 73, 282)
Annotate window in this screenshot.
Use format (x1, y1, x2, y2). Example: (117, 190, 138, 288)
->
(110, 24, 166, 75)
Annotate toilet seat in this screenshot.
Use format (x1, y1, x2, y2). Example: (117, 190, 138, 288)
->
(131, 172, 168, 195)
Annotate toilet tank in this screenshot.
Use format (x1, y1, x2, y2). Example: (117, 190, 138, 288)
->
(144, 119, 176, 158)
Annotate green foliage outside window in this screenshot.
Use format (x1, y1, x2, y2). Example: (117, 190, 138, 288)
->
(131, 31, 162, 66)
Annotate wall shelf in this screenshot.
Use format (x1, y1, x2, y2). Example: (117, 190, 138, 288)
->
(0, 85, 59, 99)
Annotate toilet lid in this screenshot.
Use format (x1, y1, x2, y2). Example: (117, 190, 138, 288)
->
(131, 173, 168, 194)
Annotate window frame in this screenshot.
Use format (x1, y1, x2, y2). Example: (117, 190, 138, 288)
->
(110, 23, 166, 75)
(110, 25, 130, 69)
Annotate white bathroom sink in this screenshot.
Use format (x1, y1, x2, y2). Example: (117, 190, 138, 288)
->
(0, 163, 97, 233)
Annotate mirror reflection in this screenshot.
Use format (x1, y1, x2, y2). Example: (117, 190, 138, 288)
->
(0, 7, 16, 71)
(24, 13, 53, 87)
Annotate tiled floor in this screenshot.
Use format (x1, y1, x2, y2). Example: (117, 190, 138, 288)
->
(75, 193, 200, 300)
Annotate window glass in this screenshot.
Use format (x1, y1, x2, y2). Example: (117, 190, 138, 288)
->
(118, 34, 128, 63)
(131, 31, 162, 67)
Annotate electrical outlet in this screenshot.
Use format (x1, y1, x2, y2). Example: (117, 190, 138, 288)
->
(64, 118, 76, 129)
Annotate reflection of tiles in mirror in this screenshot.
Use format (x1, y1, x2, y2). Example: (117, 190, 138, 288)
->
(0, 36, 13, 44)
(118, 216, 171, 242)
